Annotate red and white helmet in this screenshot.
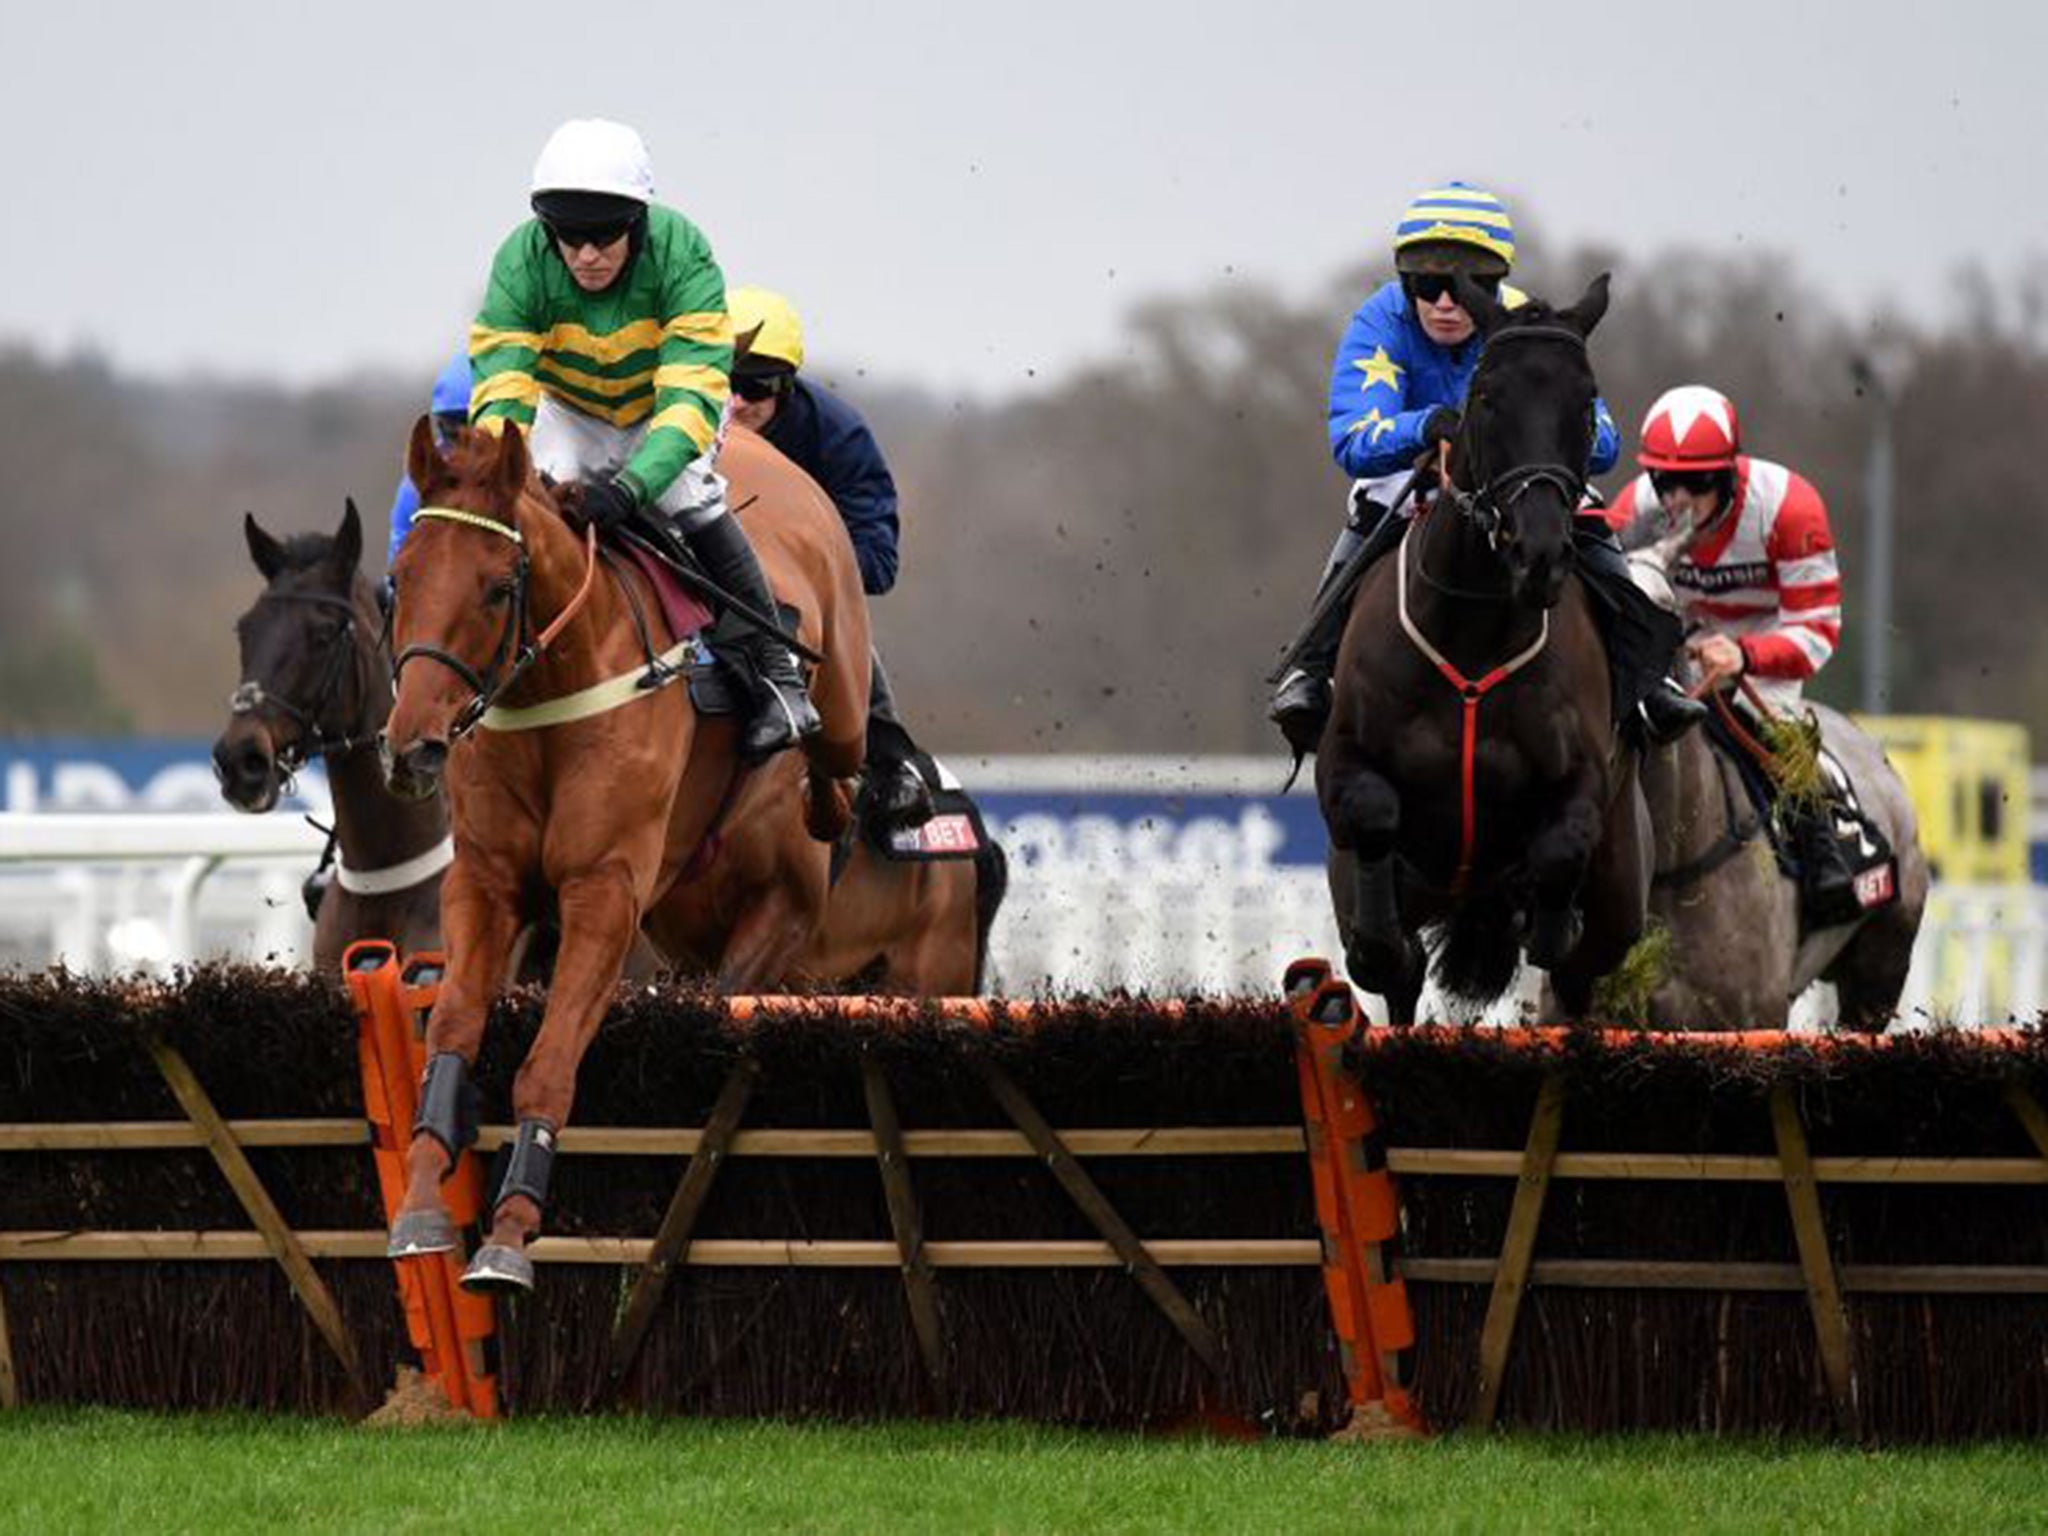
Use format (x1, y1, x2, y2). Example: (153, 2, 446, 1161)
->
(1638, 385, 1741, 471)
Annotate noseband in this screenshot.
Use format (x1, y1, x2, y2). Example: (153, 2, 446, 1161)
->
(229, 589, 377, 775)
(1439, 323, 1591, 551)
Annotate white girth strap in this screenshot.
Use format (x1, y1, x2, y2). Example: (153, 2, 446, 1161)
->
(337, 835, 456, 895)
(477, 635, 700, 733)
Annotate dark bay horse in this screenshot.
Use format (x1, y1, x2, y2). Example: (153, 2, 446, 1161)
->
(212, 502, 448, 971)
(1318, 274, 1650, 1024)
(1624, 533, 1930, 1030)
(380, 419, 870, 1290)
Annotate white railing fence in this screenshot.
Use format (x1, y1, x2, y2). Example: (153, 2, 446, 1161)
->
(1, 814, 2042, 1025)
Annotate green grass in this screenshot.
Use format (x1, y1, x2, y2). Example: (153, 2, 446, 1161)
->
(3, 1412, 2047, 1534)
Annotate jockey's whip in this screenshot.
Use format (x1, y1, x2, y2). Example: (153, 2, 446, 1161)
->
(615, 520, 826, 667)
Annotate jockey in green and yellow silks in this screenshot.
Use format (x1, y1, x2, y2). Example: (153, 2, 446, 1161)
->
(466, 118, 819, 762)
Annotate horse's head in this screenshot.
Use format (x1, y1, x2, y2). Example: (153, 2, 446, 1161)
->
(382, 416, 536, 799)
(213, 502, 374, 813)
(1448, 271, 1611, 609)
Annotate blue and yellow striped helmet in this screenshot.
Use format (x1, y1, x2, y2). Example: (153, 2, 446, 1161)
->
(1392, 182, 1515, 274)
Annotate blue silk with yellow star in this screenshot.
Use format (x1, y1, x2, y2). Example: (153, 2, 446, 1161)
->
(1326, 280, 1620, 481)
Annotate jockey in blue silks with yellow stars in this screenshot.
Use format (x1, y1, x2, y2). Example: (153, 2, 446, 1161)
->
(1268, 181, 1704, 756)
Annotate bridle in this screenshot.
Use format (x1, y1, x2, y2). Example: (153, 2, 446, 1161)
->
(1437, 323, 1593, 553)
(228, 589, 379, 777)
(391, 504, 596, 740)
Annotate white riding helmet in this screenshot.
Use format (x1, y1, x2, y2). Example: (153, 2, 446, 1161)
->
(530, 119, 656, 204)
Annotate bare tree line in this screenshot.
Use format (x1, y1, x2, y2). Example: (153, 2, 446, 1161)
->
(2, 245, 2043, 753)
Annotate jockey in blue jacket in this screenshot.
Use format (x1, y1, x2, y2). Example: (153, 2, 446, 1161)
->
(725, 286, 933, 834)
(384, 350, 474, 571)
(1268, 181, 1703, 755)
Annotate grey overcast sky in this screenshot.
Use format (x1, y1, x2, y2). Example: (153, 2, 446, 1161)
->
(3, 1, 2037, 396)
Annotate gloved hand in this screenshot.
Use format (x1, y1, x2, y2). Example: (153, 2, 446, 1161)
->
(1421, 407, 1461, 449)
(577, 477, 640, 532)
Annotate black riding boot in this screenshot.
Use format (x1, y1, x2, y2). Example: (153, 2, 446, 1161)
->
(1268, 507, 1406, 755)
(863, 650, 934, 834)
(1571, 519, 1708, 746)
(686, 514, 823, 762)
(1787, 795, 1864, 927)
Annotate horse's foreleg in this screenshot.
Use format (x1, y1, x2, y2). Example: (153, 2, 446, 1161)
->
(1545, 768, 1653, 1019)
(389, 858, 523, 1257)
(719, 877, 825, 992)
(1322, 769, 1421, 1006)
(463, 859, 643, 1291)
(1525, 771, 1607, 974)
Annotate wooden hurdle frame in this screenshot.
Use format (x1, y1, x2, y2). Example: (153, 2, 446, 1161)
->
(4, 953, 2047, 1435)
(1281, 959, 2048, 1438)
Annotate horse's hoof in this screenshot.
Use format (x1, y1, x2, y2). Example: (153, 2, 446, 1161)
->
(1527, 908, 1585, 971)
(461, 1243, 535, 1294)
(387, 1208, 460, 1259)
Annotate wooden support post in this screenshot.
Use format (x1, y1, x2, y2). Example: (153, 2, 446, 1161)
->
(976, 1056, 1226, 1377)
(1770, 1082, 1860, 1438)
(861, 1053, 947, 1403)
(603, 1058, 759, 1398)
(0, 1274, 17, 1409)
(1469, 1072, 1566, 1431)
(146, 1033, 371, 1413)
(2004, 1082, 2048, 1161)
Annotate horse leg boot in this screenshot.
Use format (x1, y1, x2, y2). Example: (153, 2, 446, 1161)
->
(861, 649, 934, 836)
(389, 859, 523, 1257)
(386, 1051, 478, 1257)
(1572, 519, 1707, 745)
(464, 1119, 555, 1293)
(686, 513, 822, 762)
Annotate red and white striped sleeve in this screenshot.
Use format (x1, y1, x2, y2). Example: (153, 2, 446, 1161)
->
(1741, 471, 1841, 680)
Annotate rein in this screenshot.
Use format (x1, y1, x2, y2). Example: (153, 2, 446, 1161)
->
(393, 505, 599, 739)
(230, 590, 378, 776)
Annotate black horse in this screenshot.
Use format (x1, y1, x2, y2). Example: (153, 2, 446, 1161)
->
(213, 502, 451, 972)
(1317, 273, 1651, 1024)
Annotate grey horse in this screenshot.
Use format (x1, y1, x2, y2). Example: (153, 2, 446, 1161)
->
(1615, 526, 1930, 1031)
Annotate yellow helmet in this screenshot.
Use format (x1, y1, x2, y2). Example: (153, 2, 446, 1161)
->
(728, 286, 805, 371)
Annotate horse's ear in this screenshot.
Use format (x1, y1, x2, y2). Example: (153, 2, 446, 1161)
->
(1560, 271, 1612, 338)
(1455, 273, 1507, 337)
(245, 512, 287, 580)
(333, 499, 363, 576)
(405, 414, 442, 494)
(732, 320, 764, 365)
(492, 421, 530, 501)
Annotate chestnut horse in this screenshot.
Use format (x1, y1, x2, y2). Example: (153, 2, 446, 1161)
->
(1318, 275, 1650, 1025)
(213, 502, 449, 971)
(380, 418, 869, 1290)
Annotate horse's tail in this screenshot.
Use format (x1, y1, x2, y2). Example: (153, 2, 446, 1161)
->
(970, 837, 1009, 994)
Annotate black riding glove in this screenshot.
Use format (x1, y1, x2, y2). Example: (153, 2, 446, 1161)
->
(1421, 407, 1461, 450)
(578, 477, 640, 532)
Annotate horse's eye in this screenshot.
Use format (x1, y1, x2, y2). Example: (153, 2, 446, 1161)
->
(484, 579, 516, 608)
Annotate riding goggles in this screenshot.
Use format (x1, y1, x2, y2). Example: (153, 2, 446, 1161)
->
(1649, 469, 1727, 496)
(546, 219, 635, 252)
(1404, 271, 1501, 306)
(732, 371, 792, 404)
